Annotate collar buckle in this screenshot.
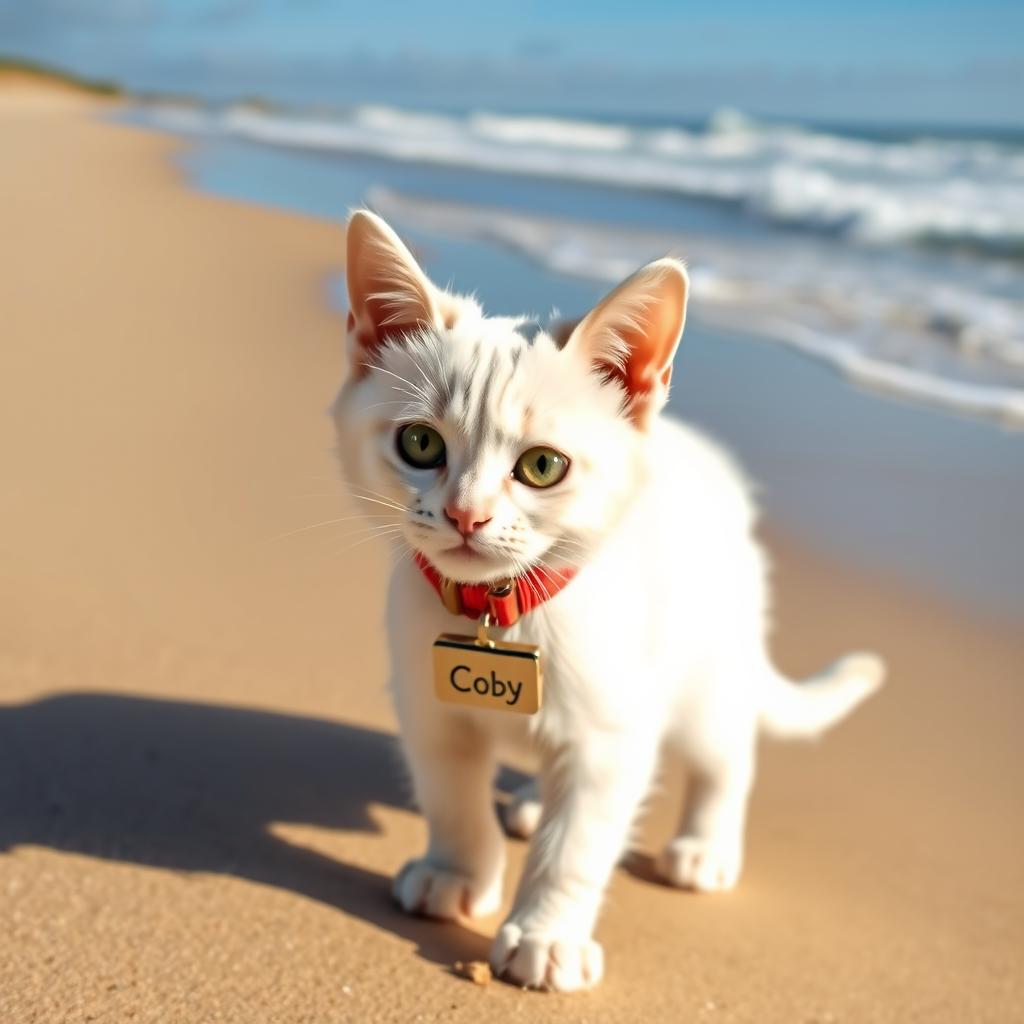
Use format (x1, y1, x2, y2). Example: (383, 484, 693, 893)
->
(486, 578, 520, 627)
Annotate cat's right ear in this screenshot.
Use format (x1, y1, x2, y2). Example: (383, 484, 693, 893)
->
(345, 210, 441, 376)
(566, 257, 688, 430)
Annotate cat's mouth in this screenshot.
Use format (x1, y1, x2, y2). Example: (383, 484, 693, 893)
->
(443, 540, 488, 560)
(421, 535, 517, 582)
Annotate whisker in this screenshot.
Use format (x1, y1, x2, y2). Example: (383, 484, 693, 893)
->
(508, 551, 544, 608)
(265, 514, 398, 544)
(542, 551, 585, 574)
(391, 539, 418, 572)
(334, 476, 417, 513)
(332, 525, 407, 560)
(329, 520, 410, 543)
(334, 476, 413, 506)
(548, 536, 589, 561)
(287, 492, 354, 500)
(347, 493, 410, 514)
(546, 538, 588, 558)
(538, 551, 584, 578)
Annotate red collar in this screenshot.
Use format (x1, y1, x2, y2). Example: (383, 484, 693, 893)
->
(414, 552, 577, 627)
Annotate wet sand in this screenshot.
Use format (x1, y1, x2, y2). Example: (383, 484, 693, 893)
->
(2, 79, 1022, 1023)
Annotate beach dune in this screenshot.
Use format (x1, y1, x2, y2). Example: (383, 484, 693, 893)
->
(1, 79, 1021, 1023)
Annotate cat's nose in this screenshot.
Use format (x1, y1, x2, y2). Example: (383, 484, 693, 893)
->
(444, 503, 493, 537)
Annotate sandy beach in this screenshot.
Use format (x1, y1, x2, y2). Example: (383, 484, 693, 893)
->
(2, 78, 1022, 1023)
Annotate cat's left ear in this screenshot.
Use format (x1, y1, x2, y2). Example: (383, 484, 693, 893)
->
(567, 258, 688, 430)
(345, 210, 442, 376)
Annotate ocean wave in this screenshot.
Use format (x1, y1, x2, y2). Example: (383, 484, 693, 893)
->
(367, 187, 1024, 428)
(141, 101, 1024, 256)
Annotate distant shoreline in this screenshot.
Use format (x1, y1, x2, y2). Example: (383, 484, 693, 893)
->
(4, 52, 1024, 142)
(0, 56, 122, 97)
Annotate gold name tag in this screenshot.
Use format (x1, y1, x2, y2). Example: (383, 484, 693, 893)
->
(432, 629, 542, 715)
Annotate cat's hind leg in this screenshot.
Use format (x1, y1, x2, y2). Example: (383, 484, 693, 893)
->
(656, 649, 883, 892)
(657, 698, 756, 893)
(501, 777, 542, 839)
(657, 750, 754, 892)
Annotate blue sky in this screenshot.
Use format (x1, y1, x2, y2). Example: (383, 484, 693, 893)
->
(3, 0, 1023, 124)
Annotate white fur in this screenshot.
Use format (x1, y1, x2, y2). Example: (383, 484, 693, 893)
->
(332, 211, 884, 992)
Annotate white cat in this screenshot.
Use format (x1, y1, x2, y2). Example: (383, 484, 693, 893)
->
(332, 210, 884, 992)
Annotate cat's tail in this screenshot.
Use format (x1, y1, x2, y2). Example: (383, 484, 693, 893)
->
(758, 653, 885, 741)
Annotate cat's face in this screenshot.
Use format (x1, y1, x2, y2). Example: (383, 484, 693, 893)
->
(333, 211, 688, 585)
(335, 319, 642, 583)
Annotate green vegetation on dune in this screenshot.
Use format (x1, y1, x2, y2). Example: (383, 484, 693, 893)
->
(0, 56, 123, 97)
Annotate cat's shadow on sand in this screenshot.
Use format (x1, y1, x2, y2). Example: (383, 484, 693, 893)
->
(0, 692, 528, 968)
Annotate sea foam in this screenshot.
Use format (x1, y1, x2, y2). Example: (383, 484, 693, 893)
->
(144, 101, 1024, 256)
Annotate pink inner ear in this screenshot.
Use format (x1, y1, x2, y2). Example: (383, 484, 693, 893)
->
(626, 361, 657, 398)
(591, 351, 649, 397)
(598, 333, 673, 406)
(571, 260, 687, 425)
(345, 211, 439, 365)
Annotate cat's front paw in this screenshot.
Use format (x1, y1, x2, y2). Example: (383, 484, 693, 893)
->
(490, 921, 604, 992)
(393, 858, 502, 921)
(657, 836, 742, 892)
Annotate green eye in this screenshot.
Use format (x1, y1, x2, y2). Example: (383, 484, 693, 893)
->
(513, 446, 570, 489)
(397, 423, 446, 469)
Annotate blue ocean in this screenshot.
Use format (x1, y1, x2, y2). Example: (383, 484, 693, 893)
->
(121, 99, 1024, 616)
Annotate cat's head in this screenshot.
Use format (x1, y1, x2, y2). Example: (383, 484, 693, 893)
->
(332, 210, 688, 584)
